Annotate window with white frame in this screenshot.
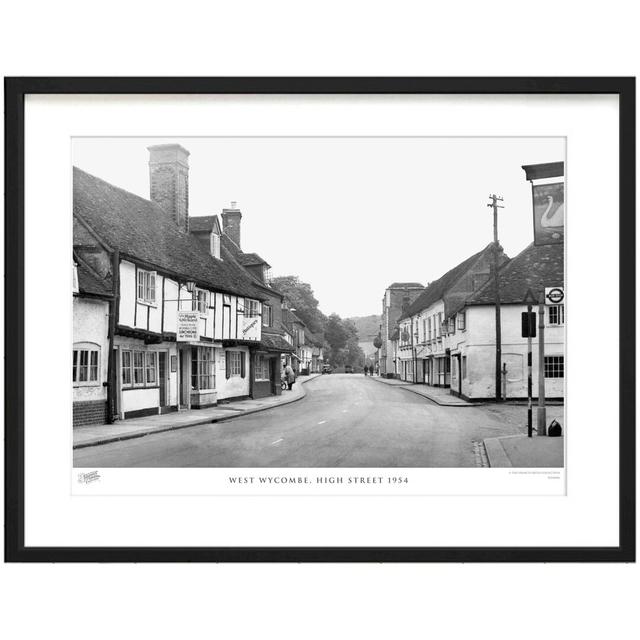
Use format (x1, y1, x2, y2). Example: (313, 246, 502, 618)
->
(255, 355, 270, 381)
(145, 352, 157, 385)
(244, 298, 260, 318)
(137, 269, 156, 305)
(191, 346, 215, 390)
(133, 351, 145, 385)
(228, 350, 243, 377)
(427, 317, 432, 341)
(210, 232, 221, 259)
(193, 288, 208, 315)
(73, 343, 100, 385)
(548, 304, 565, 326)
(457, 312, 466, 330)
(263, 304, 273, 327)
(448, 318, 453, 334)
(122, 351, 132, 385)
(121, 349, 158, 388)
(544, 355, 564, 378)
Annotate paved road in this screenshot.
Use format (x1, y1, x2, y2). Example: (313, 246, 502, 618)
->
(74, 374, 526, 468)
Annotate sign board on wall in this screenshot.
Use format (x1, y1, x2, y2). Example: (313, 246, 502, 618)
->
(241, 316, 260, 341)
(177, 310, 199, 342)
(532, 182, 564, 246)
(544, 287, 565, 305)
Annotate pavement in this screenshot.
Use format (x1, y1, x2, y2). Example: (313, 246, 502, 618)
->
(368, 375, 477, 406)
(73, 373, 557, 468)
(483, 434, 564, 468)
(73, 374, 321, 449)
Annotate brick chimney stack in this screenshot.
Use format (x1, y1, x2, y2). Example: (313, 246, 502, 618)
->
(148, 144, 190, 232)
(221, 201, 242, 248)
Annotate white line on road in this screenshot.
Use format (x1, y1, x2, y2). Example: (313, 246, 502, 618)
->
(271, 438, 283, 445)
(318, 420, 326, 424)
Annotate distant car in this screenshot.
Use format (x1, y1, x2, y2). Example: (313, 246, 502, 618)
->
(344, 364, 354, 374)
(322, 364, 332, 374)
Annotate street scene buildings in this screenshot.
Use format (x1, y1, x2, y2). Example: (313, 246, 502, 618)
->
(73, 138, 565, 469)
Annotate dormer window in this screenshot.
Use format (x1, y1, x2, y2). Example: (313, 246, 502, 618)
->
(210, 232, 221, 260)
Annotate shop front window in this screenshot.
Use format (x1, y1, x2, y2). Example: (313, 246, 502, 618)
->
(255, 355, 270, 381)
(191, 346, 215, 390)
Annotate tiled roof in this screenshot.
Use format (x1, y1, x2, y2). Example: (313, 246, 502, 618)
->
(400, 244, 494, 320)
(188, 215, 217, 233)
(288, 311, 306, 326)
(260, 333, 295, 353)
(219, 234, 282, 297)
(237, 252, 269, 267)
(73, 168, 262, 300)
(466, 242, 564, 305)
(75, 258, 112, 297)
(388, 282, 424, 289)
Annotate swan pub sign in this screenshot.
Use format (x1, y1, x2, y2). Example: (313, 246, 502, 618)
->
(522, 161, 565, 246)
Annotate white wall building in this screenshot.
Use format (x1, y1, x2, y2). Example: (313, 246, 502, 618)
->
(72, 259, 112, 426)
(451, 242, 564, 401)
(73, 145, 265, 421)
(396, 244, 504, 386)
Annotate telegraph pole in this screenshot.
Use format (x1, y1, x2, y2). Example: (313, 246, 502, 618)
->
(487, 194, 504, 401)
(537, 296, 547, 435)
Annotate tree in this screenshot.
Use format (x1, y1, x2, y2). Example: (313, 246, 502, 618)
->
(270, 275, 326, 334)
(323, 314, 365, 368)
(325, 313, 348, 352)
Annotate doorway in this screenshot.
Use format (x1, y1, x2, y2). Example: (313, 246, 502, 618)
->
(179, 349, 188, 408)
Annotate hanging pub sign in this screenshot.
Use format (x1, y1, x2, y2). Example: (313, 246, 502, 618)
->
(522, 162, 565, 247)
(532, 181, 564, 246)
(241, 315, 260, 341)
(177, 310, 200, 342)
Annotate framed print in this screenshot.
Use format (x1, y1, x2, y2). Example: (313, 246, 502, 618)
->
(4, 77, 635, 562)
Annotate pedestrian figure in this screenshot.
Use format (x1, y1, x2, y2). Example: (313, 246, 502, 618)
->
(284, 363, 295, 390)
(364, 365, 369, 376)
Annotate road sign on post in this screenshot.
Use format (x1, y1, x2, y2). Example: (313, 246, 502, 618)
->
(521, 311, 537, 338)
(522, 289, 538, 438)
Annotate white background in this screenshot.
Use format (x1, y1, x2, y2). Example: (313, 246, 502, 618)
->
(1, 2, 638, 640)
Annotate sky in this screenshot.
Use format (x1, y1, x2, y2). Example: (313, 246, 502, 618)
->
(73, 137, 564, 318)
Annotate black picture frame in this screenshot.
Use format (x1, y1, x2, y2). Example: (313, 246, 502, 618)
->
(4, 77, 635, 563)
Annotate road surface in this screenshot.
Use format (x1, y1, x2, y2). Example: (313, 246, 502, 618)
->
(74, 374, 527, 467)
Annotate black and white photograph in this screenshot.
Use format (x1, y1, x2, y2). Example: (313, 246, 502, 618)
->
(72, 136, 566, 471)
